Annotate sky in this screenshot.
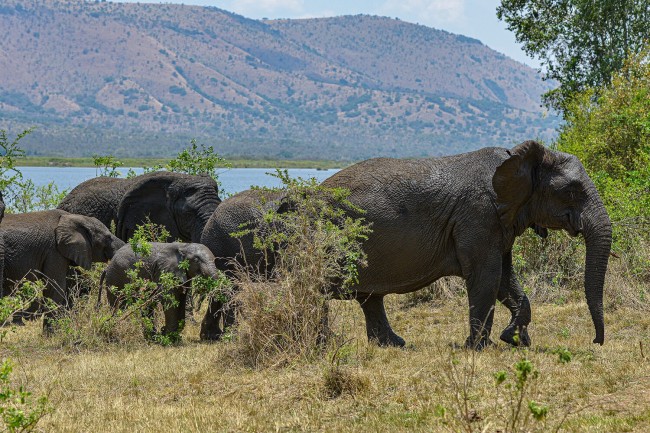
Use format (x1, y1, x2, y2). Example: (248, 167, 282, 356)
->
(118, 0, 540, 68)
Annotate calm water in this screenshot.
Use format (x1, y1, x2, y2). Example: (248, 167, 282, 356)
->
(17, 167, 339, 196)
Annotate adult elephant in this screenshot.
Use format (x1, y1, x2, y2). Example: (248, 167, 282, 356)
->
(202, 141, 612, 349)
(58, 171, 221, 242)
(2, 209, 125, 331)
(322, 140, 611, 349)
(199, 189, 287, 340)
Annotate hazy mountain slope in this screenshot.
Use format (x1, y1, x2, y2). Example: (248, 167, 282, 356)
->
(270, 16, 545, 112)
(0, 0, 559, 160)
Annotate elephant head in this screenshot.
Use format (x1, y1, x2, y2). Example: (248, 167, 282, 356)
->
(55, 213, 126, 270)
(493, 140, 612, 345)
(178, 243, 220, 280)
(116, 172, 221, 242)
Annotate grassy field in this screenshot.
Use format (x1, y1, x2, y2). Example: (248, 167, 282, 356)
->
(3, 268, 649, 432)
(19, 156, 348, 169)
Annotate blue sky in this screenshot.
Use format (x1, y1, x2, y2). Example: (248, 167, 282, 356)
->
(118, 0, 539, 68)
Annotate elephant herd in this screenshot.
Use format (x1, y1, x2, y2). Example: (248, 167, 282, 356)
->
(0, 140, 612, 349)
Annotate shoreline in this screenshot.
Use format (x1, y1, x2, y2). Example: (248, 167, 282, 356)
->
(19, 156, 348, 169)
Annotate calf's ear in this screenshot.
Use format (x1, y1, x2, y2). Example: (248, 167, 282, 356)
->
(55, 214, 93, 270)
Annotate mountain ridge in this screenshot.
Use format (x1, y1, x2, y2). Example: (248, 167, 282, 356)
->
(0, 0, 559, 160)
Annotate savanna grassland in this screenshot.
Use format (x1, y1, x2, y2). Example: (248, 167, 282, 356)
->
(2, 257, 649, 433)
(0, 24, 649, 433)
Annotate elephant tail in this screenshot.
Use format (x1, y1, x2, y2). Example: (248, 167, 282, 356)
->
(97, 269, 106, 310)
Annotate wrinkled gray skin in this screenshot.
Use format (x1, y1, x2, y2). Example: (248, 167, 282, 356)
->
(321, 140, 612, 349)
(199, 189, 287, 340)
(202, 141, 612, 349)
(1, 209, 125, 332)
(101, 242, 220, 336)
(58, 171, 221, 242)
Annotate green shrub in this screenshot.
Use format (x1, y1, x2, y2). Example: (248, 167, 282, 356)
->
(231, 170, 372, 368)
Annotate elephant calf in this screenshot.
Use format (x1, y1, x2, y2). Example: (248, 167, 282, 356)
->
(100, 242, 220, 336)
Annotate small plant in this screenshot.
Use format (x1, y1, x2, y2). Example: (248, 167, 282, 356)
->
(145, 139, 231, 186)
(93, 155, 124, 178)
(0, 360, 51, 433)
(440, 348, 485, 433)
(0, 129, 28, 194)
(493, 358, 549, 433)
(9, 179, 68, 213)
(322, 342, 369, 399)
(0, 281, 52, 432)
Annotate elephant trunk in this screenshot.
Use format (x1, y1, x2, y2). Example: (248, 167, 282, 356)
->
(108, 237, 126, 259)
(580, 195, 612, 345)
(191, 198, 220, 243)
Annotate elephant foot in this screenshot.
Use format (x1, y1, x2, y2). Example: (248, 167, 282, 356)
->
(199, 330, 223, 342)
(464, 335, 494, 351)
(42, 319, 56, 337)
(199, 322, 223, 342)
(369, 329, 406, 348)
(499, 324, 531, 347)
(11, 316, 25, 327)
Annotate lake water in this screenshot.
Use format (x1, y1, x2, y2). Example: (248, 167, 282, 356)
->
(16, 167, 340, 196)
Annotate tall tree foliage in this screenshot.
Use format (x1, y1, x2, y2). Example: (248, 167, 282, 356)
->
(556, 48, 650, 251)
(497, 0, 650, 113)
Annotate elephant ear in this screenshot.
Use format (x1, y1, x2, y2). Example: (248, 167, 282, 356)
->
(55, 214, 93, 270)
(116, 175, 177, 241)
(492, 140, 547, 228)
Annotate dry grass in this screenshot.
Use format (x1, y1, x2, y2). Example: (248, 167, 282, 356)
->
(2, 284, 650, 432)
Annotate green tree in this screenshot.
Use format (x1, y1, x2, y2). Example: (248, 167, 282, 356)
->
(556, 47, 649, 260)
(146, 139, 230, 183)
(497, 0, 650, 113)
(0, 129, 28, 193)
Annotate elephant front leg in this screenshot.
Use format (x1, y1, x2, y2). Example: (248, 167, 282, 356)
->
(162, 288, 187, 338)
(200, 298, 225, 341)
(357, 293, 405, 347)
(41, 273, 69, 335)
(464, 258, 502, 350)
(498, 251, 531, 347)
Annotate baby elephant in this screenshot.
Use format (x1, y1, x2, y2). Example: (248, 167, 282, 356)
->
(100, 242, 219, 336)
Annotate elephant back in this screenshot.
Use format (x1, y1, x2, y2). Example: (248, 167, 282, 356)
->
(58, 177, 132, 230)
(201, 188, 285, 270)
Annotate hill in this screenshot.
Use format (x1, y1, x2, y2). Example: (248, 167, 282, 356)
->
(0, 0, 560, 160)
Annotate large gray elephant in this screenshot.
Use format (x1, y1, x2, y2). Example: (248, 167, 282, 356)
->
(58, 171, 221, 242)
(201, 141, 612, 349)
(100, 242, 220, 336)
(199, 189, 287, 340)
(1, 209, 125, 331)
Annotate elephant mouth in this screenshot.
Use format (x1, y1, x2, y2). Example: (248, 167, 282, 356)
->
(559, 215, 582, 236)
(541, 213, 582, 237)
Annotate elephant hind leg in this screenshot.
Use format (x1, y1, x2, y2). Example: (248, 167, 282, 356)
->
(357, 293, 405, 347)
